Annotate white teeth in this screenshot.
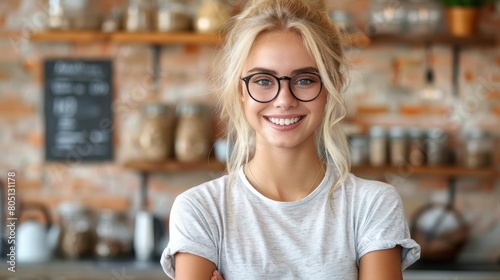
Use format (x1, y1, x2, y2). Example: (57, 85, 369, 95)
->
(269, 117, 300, 126)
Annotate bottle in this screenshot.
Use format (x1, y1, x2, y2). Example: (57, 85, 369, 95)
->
(134, 210, 155, 262)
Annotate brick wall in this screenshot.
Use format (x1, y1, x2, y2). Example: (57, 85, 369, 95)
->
(1, 0, 499, 262)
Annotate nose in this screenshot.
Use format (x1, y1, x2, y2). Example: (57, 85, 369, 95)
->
(273, 80, 298, 109)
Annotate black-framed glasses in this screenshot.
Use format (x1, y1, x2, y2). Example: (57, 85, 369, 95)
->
(240, 72, 323, 103)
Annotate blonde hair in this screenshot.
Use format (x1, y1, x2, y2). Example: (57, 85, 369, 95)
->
(213, 0, 351, 194)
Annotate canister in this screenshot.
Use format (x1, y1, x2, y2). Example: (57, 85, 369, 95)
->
(138, 103, 176, 161)
(369, 126, 387, 167)
(175, 103, 211, 162)
(389, 127, 407, 166)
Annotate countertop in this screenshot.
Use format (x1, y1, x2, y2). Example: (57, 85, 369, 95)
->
(0, 259, 499, 280)
(0, 259, 168, 280)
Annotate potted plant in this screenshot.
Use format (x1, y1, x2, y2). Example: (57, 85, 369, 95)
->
(440, 0, 490, 36)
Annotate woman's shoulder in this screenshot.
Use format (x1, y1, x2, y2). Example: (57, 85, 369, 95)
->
(178, 173, 230, 199)
(342, 173, 401, 202)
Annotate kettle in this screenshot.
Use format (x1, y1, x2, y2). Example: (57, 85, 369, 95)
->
(17, 202, 59, 263)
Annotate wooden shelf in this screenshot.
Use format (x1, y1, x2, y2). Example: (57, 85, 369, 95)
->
(30, 31, 498, 48)
(111, 32, 221, 45)
(369, 33, 498, 46)
(30, 30, 110, 43)
(122, 160, 497, 178)
(29, 31, 369, 47)
(123, 159, 226, 173)
(351, 165, 498, 178)
(29, 31, 221, 45)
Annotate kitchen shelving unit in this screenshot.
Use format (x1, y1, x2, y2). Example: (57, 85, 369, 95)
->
(30, 31, 499, 196)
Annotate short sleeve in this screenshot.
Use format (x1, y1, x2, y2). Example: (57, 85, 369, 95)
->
(356, 186, 420, 270)
(160, 194, 219, 278)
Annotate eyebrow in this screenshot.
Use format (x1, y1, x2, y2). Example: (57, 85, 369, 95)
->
(246, 67, 319, 76)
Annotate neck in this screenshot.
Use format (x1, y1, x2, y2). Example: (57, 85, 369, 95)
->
(246, 147, 326, 202)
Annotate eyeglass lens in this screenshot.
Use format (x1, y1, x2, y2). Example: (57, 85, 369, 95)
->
(244, 72, 322, 103)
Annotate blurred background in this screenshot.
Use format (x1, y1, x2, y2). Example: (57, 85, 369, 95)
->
(0, 0, 499, 279)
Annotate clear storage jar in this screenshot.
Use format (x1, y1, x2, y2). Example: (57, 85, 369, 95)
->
(369, 126, 387, 167)
(463, 129, 492, 168)
(349, 134, 369, 166)
(389, 127, 407, 166)
(95, 210, 132, 259)
(426, 128, 448, 166)
(175, 103, 211, 162)
(408, 127, 425, 167)
(156, 0, 191, 32)
(57, 203, 95, 260)
(138, 103, 176, 161)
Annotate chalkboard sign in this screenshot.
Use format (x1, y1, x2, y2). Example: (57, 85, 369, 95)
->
(44, 59, 113, 162)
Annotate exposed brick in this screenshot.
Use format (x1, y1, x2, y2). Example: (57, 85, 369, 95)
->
(27, 131, 43, 148)
(0, 95, 35, 119)
(80, 195, 131, 211)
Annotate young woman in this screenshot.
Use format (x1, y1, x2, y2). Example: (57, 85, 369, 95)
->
(161, 0, 420, 279)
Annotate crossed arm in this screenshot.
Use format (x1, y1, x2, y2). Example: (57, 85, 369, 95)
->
(173, 246, 403, 280)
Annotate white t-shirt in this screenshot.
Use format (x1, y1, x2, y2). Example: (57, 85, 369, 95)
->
(161, 164, 420, 279)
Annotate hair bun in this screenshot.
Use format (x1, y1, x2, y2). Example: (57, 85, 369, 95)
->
(246, 0, 327, 13)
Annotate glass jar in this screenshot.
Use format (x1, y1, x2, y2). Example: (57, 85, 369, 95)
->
(463, 129, 492, 168)
(426, 128, 447, 166)
(194, 0, 232, 34)
(138, 103, 176, 161)
(389, 127, 407, 166)
(125, 0, 153, 32)
(156, 0, 191, 32)
(408, 127, 425, 167)
(405, 0, 443, 34)
(175, 103, 211, 162)
(349, 134, 369, 166)
(367, 0, 406, 34)
(95, 210, 132, 259)
(57, 203, 95, 260)
(369, 126, 387, 167)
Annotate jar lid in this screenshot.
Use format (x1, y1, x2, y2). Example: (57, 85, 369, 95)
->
(58, 202, 86, 216)
(464, 128, 489, 139)
(427, 128, 447, 139)
(389, 127, 406, 138)
(350, 135, 368, 145)
(408, 127, 424, 138)
(176, 103, 209, 116)
(142, 103, 174, 116)
(369, 126, 386, 137)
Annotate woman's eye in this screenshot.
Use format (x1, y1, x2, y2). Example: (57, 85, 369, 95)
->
(296, 78, 313, 85)
(254, 78, 273, 86)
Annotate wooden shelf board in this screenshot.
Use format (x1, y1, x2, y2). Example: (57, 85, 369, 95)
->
(123, 159, 226, 173)
(351, 165, 497, 178)
(30, 31, 110, 42)
(29, 31, 368, 47)
(29, 31, 222, 45)
(111, 32, 221, 45)
(369, 33, 497, 46)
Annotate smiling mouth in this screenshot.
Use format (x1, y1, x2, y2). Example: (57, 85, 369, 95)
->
(266, 117, 303, 126)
